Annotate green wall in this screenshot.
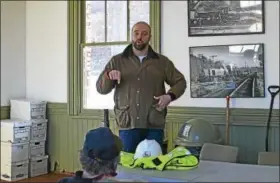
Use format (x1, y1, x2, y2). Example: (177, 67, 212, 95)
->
(1, 106, 10, 119)
(1, 104, 279, 173)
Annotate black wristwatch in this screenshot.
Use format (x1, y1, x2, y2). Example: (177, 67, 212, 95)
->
(167, 92, 176, 101)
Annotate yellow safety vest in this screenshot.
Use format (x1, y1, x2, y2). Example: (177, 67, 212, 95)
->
(119, 146, 199, 171)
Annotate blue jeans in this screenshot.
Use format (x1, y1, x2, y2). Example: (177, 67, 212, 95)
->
(119, 128, 164, 153)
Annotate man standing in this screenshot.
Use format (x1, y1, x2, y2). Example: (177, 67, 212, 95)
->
(96, 21, 186, 153)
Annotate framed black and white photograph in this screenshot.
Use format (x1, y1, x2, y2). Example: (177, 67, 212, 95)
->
(189, 43, 265, 98)
(188, 0, 265, 36)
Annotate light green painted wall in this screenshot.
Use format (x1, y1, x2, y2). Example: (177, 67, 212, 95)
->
(1, 104, 279, 173)
(0, 106, 10, 119)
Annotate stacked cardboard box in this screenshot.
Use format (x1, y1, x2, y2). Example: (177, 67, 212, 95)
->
(1, 99, 48, 182)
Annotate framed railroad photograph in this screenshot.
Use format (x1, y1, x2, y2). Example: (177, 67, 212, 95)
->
(189, 43, 265, 98)
(188, 0, 265, 36)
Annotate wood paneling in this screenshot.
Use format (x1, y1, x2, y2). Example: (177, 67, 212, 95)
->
(0, 106, 10, 119)
(1, 104, 279, 173)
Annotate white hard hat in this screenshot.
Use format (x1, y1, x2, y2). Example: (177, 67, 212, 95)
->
(134, 139, 162, 159)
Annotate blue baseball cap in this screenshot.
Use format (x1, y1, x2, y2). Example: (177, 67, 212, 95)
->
(83, 127, 123, 161)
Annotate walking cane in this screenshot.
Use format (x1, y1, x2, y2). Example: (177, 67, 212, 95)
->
(100, 109, 110, 128)
(225, 96, 231, 145)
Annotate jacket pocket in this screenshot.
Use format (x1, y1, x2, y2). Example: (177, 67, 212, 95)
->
(114, 105, 131, 128)
(148, 106, 167, 127)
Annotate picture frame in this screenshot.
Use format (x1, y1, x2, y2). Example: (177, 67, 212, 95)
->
(187, 0, 265, 37)
(189, 43, 265, 98)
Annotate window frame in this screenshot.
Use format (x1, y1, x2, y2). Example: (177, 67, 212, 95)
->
(67, 0, 161, 116)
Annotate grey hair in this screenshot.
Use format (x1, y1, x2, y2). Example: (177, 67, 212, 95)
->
(79, 149, 120, 175)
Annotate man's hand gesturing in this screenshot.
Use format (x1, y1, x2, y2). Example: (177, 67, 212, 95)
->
(108, 70, 121, 84)
(153, 95, 172, 111)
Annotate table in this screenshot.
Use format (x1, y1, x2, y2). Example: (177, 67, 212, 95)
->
(192, 161, 279, 182)
(116, 160, 279, 182)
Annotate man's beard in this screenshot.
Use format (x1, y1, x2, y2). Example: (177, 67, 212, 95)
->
(133, 40, 148, 51)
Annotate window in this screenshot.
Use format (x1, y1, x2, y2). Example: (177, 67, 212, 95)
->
(68, 1, 161, 115)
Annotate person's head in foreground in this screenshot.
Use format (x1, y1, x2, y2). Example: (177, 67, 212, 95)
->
(58, 127, 123, 183)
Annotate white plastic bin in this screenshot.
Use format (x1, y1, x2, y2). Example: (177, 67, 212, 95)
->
(10, 99, 47, 120)
(29, 155, 49, 177)
(0, 119, 31, 143)
(1, 160, 29, 182)
(1, 141, 29, 164)
(29, 140, 45, 158)
(30, 119, 48, 141)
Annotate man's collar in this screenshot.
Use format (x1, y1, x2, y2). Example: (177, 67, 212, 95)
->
(121, 44, 159, 59)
